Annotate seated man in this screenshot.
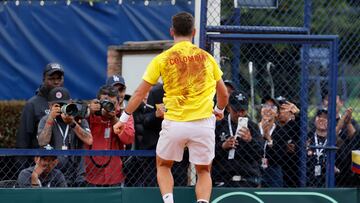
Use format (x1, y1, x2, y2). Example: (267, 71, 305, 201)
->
(17, 145, 67, 188)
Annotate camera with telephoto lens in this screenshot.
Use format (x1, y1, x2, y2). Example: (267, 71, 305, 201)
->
(60, 103, 78, 117)
(60, 101, 89, 119)
(95, 99, 115, 116)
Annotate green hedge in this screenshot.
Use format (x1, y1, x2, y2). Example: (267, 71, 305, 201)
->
(0, 101, 25, 148)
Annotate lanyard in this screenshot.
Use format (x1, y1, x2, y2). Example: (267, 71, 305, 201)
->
(259, 122, 276, 158)
(227, 114, 234, 137)
(314, 133, 327, 163)
(54, 120, 69, 147)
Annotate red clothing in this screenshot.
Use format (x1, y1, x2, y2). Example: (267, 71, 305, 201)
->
(85, 114, 134, 185)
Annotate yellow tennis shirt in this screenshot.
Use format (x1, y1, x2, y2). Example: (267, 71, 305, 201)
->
(142, 41, 222, 121)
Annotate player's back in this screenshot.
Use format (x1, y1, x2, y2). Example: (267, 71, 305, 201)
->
(154, 41, 222, 121)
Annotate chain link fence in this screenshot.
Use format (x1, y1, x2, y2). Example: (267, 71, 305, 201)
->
(0, 0, 359, 189)
(206, 0, 360, 188)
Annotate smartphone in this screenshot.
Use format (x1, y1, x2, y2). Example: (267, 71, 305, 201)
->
(235, 117, 248, 138)
(228, 117, 248, 160)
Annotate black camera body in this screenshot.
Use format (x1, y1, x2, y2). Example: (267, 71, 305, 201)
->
(95, 99, 115, 116)
(60, 100, 89, 119)
(74, 100, 90, 119)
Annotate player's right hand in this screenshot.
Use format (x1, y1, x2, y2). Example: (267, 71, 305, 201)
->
(213, 110, 224, 120)
(113, 121, 125, 135)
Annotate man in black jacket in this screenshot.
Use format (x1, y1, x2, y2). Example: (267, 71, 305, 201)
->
(213, 91, 262, 187)
(16, 63, 65, 149)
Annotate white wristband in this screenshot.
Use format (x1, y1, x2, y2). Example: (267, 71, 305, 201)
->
(119, 111, 130, 123)
(214, 105, 225, 114)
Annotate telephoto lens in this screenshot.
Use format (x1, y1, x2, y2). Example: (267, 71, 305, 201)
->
(60, 103, 78, 116)
(101, 100, 115, 112)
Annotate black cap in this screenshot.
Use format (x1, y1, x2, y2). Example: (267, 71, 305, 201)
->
(39, 144, 57, 159)
(229, 91, 248, 111)
(43, 63, 64, 76)
(48, 87, 71, 104)
(224, 80, 236, 90)
(316, 108, 328, 117)
(106, 74, 125, 87)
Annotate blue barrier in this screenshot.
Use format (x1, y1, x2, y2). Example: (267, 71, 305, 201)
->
(0, 149, 156, 157)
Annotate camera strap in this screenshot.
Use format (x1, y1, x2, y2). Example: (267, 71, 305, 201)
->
(89, 125, 113, 169)
(89, 145, 113, 168)
(54, 120, 70, 148)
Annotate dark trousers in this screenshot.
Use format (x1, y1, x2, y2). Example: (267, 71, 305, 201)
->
(261, 164, 283, 187)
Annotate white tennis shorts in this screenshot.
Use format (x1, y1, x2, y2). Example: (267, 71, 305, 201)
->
(156, 115, 216, 165)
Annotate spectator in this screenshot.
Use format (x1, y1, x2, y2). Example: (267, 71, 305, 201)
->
(222, 80, 236, 117)
(307, 109, 333, 187)
(321, 93, 359, 140)
(86, 85, 134, 187)
(213, 91, 262, 187)
(17, 63, 65, 149)
(16, 63, 64, 172)
(37, 87, 93, 187)
(259, 96, 285, 187)
(224, 80, 236, 94)
(17, 145, 67, 188)
(106, 74, 127, 115)
(320, 93, 360, 186)
(131, 95, 148, 152)
(275, 96, 301, 187)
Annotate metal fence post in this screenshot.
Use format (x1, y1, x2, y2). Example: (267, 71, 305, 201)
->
(326, 37, 339, 188)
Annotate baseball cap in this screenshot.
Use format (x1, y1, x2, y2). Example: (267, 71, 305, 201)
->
(316, 108, 328, 117)
(39, 144, 57, 159)
(106, 74, 125, 87)
(48, 87, 71, 104)
(224, 80, 236, 90)
(229, 91, 248, 111)
(275, 96, 288, 105)
(43, 63, 64, 76)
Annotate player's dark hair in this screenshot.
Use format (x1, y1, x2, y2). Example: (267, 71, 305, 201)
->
(172, 12, 194, 36)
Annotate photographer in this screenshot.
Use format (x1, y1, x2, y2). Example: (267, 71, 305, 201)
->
(106, 74, 127, 115)
(86, 85, 134, 187)
(213, 91, 262, 187)
(37, 87, 93, 187)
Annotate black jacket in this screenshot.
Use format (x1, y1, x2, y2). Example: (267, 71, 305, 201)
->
(213, 116, 263, 182)
(16, 85, 51, 149)
(141, 83, 165, 150)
